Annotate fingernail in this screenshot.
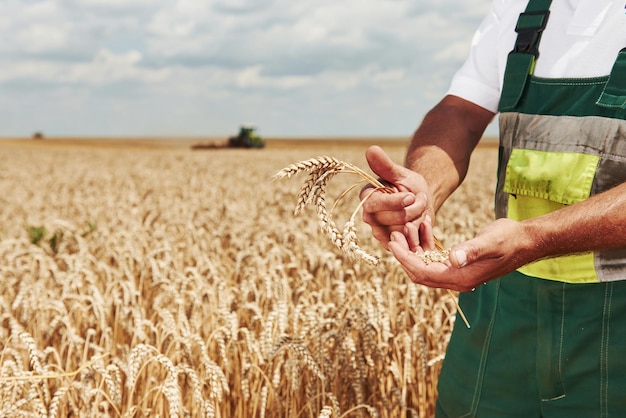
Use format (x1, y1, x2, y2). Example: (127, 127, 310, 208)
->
(402, 195, 413, 207)
(454, 249, 467, 267)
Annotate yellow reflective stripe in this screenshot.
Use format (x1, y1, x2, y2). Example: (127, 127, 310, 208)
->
(518, 254, 596, 283)
(504, 149, 600, 283)
(504, 149, 599, 205)
(506, 194, 565, 221)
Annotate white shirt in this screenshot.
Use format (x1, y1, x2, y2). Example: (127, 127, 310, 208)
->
(447, 0, 626, 113)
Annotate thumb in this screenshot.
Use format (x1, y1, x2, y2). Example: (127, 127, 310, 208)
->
(449, 243, 480, 268)
(450, 218, 514, 268)
(365, 145, 411, 186)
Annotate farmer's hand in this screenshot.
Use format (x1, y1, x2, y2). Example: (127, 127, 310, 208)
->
(389, 218, 535, 291)
(360, 145, 436, 250)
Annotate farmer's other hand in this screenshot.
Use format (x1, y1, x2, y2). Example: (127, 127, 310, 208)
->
(389, 218, 534, 291)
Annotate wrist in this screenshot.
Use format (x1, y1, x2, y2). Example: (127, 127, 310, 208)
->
(519, 217, 553, 265)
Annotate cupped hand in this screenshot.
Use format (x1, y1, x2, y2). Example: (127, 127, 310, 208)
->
(360, 145, 434, 249)
(389, 218, 536, 291)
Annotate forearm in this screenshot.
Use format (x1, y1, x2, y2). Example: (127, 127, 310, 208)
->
(405, 95, 494, 212)
(523, 182, 626, 261)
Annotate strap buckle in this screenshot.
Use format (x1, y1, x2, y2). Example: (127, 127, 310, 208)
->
(513, 10, 550, 58)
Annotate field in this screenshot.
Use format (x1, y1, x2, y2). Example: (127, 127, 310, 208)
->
(0, 137, 497, 417)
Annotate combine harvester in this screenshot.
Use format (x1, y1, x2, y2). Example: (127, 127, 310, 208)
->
(192, 126, 265, 150)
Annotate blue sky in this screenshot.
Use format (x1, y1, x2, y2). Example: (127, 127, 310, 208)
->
(0, 0, 496, 138)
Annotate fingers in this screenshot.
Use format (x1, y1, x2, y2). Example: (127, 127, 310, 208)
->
(397, 214, 436, 253)
(368, 224, 403, 250)
(389, 232, 458, 289)
(418, 215, 435, 251)
(361, 191, 428, 226)
(362, 191, 429, 251)
(365, 145, 413, 190)
(360, 189, 413, 212)
(362, 145, 439, 253)
(388, 218, 521, 292)
(404, 222, 421, 253)
(388, 231, 414, 263)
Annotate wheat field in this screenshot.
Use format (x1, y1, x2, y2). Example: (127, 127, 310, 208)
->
(0, 138, 497, 417)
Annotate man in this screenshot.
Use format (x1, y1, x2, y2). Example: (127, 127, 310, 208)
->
(361, 0, 626, 416)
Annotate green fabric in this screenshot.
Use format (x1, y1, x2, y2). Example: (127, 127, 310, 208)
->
(523, 0, 552, 12)
(436, 272, 626, 417)
(499, 53, 536, 111)
(502, 45, 626, 118)
(497, 0, 552, 111)
(515, 11, 549, 30)
(597, 49, 626, 110)
(512, 75, 626, 119)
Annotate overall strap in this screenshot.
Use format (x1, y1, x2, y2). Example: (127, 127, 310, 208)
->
(597, 48, 626, 111)
(498, 0, 552, 112)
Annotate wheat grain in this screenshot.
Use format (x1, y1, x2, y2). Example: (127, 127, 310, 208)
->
(295, 168, 341, 216)
(92, 361, 122, 407)
(177, 364, 204, 416)
(0, 391, 38, 417)
(326, 392, 341, 417)
(313, 175, 344, 250)
(155, 354, 180, 418)
(418, 249, 450, 264)
(48, 385, 69, 418)
(15, 330, 43, 375)
(205, 399, 216, 418)
(342, 221, 379, 265)
(318, 405, 333, 418)
(30, 383, 48, 417)
(259, 385, 269, 418)
(273, 156, 345, 180)
(126, 344, 154, 391)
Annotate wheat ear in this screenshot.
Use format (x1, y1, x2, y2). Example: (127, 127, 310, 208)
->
(274, 157, 391, 266)
(274, 156, 470, 328)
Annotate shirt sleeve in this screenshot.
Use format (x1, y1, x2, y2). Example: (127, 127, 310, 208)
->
(446, 0, 510, 113)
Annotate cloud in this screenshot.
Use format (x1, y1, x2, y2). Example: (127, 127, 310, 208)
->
(0, 0, 494, 137)
(16, 23, 68, 53)
(0, 49, 169, 85)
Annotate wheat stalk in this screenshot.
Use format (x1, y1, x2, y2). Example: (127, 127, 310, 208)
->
(275, 156, 470, 329)
(274, 156, 392, 266)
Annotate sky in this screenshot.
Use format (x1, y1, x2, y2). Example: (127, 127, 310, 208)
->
(0, 0, 497, 138)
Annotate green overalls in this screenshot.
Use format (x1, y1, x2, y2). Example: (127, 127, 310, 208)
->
(435, 0, 626, 416)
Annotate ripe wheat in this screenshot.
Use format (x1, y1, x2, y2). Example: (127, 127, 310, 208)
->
(274, 156, 392, 266)
(275, 156, 470, 328)
(0, 140, 497, 417)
